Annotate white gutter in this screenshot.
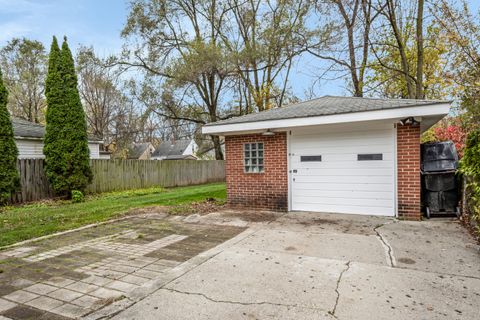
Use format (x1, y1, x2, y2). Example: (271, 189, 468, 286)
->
(202, 103, 451, 135)
(15, 136, 104, 144)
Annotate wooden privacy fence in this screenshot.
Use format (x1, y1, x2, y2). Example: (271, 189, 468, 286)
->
(10, 159, 225, 203)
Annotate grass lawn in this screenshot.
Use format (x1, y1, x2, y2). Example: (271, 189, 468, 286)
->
(0, 183, 226, 247)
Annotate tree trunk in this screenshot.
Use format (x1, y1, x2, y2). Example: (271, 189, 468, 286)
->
(211, 135, 224, 160)
(415, 0, 425, 99)
(387, 0, 415, 99)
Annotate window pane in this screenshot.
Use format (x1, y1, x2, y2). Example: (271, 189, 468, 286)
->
(251, 151, 256, 157)
(258, 165, 264, 172)
(259, 158, 263, 165)
(245, 159, 250, 165)
(244, 151, 250, 158)
(245, 144, 250, 150)
(258, 150, 263, 157)
(252, 158, 257, 165)
(258, 143, 263, 150)
(245, 166, 250, 172)
(358, 153, 383, 161)
(251, 144, 257, 150)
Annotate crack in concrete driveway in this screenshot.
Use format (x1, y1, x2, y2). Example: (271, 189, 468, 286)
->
(107, 211, 480, 320)
(374, 222, 397, 267)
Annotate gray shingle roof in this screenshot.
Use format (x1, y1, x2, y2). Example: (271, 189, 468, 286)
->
(12, 117, 45, 138)
(127, 143, 152, 159)
(152, 140, 191, 158)
(12, 117, 102, 142)
(206, 95, 450, 126)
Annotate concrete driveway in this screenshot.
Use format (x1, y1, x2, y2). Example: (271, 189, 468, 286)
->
(113, 211, 480, 320)
(1, 211, 478, 319)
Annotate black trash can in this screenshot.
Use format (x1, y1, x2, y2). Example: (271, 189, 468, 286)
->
(421, 142, 459, 172)
(421, 141, 460, 218)
(422, 171, 459, 217)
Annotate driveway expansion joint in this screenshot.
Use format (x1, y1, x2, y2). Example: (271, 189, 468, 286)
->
(329, 260, 351, 318)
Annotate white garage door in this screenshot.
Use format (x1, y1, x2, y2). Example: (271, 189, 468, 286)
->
(289, 122, 395, 216)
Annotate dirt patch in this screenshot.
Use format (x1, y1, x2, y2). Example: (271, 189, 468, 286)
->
(221, 210, 279, 222)
(297, 218, 340, 227)
(167, 198, 226, 216)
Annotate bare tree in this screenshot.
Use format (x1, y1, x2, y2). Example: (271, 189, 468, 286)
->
(118, 0, 237, 159)
(309, 0, 380, 97)
(0, 38, 47, 123)
(221, 0, 315, 110)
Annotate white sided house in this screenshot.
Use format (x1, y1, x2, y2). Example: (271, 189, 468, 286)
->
(12, 118, 104, 159)
(151, 139, 198, 160)
(203, 96, 451, 220)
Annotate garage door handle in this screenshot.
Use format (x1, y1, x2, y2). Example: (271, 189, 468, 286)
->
(292, 169, 297, 173)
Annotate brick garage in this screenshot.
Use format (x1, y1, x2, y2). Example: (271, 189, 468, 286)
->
(204, 96, 451, 220)
(225, 133, 288, 211)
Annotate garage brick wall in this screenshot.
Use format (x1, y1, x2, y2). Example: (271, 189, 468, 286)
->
(397, 123, 421, 220)
(225, 133, 288, 211)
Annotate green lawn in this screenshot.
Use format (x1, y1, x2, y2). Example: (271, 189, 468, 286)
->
(0, 183, 226, 247)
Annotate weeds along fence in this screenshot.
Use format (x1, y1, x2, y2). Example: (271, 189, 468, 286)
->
(10, 159, 226, 204)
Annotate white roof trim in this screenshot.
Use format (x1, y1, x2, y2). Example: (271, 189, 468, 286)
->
(203, 103, 451, 135)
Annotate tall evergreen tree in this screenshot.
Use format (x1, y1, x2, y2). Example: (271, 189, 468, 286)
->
(0, 68, 20, 204)
(44, 37, 92, 196)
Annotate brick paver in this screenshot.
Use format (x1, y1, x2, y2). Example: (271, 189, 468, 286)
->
(0, 215, 245, 319)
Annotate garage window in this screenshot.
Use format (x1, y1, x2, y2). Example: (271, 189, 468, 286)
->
(244, 142, 264, 173)
(357, 153, 383, 161)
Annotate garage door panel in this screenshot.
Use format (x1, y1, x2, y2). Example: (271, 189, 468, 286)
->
(293, 182, 392, 192)
(292, 145, 392, 155)
(290, 160, 394, 169)
(294, 175, 392, 184)
(291, 138, 392, 149)
(291, 127, 393, 139)
(290, 123, 395, 216)
(292, 203, 393, 216)
(291, 168, 393, 176)
(292, 189, 393, 199)
(292, 196, 393, 208)
(291, 153, 394, 163)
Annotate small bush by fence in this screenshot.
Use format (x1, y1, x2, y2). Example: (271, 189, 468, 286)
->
(10, 159, 225, 204)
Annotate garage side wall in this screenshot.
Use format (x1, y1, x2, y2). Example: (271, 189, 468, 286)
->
(225, 133, 288, 211)
(397, 124, 421, 220)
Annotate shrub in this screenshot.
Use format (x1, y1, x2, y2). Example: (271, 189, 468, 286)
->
(0, 68, 20, 204)
(71, 190, 85, 203)
(44, 36, 92, 195)
(460, 129, 480, 236)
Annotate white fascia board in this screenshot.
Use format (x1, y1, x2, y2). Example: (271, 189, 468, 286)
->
(202, 103, 451, 135)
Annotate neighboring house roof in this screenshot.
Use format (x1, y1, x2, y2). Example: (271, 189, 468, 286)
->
(11, 117, 103, 142)
(205, 95, 451, 127)
(127, 143, 153, 159)
(12, 117, 45, 139)
(152, 140, 192, 158)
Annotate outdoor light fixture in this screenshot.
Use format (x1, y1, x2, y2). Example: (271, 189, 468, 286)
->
(398, 117, 420, 126)
(262, 129, 275, 136)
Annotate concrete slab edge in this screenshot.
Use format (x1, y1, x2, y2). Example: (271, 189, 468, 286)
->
(82, 228, 258, 319)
